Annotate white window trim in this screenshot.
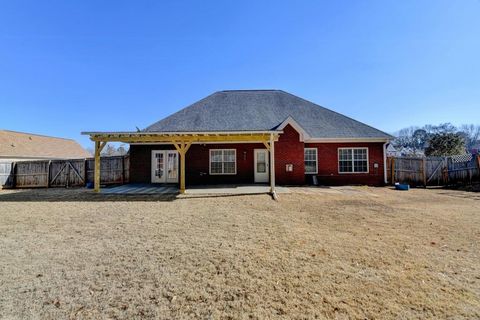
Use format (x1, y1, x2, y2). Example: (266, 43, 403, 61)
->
(338, 147, 369, 174)
(304, 147, 318, 174)
(209, 149, 237, 175)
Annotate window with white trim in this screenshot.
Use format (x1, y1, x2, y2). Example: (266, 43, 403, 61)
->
(338, 148, 368, 173)
(304, 148, 318, 174)
(209, 149, 236, 175)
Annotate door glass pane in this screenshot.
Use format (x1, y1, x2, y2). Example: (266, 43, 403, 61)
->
(257, 162, 266, 173)
(167, 153, 178, 179)
(257, 151, 266, 173)
(258, 152, 265, 162)
(155, 153, 164, 178)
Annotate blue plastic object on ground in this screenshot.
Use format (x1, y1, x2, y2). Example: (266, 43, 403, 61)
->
(395, 183, 410, 191)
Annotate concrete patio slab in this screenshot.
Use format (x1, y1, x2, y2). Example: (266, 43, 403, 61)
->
(100, 184, 290, 196)
(101, 183, 179, 195)
(185, 185, 291, 195)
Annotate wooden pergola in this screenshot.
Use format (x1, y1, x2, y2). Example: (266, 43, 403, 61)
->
(82, 131, 281, 196)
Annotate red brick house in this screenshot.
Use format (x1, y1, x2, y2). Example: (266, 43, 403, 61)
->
(83, 90, 392, 194)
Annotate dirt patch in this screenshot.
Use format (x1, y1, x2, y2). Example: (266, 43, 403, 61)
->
(0, 187, 479, 319)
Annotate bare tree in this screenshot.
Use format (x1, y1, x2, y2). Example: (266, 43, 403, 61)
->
(116, 144, 128, 156)
(459, 124, 480, 149)
(101, 144, 117, 156)
(393, 123, 479, 153)
(99, 143, 129, 156)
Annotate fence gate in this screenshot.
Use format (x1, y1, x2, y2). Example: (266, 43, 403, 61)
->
(49, 160, 86, 187)
(425, 157, 446, 186)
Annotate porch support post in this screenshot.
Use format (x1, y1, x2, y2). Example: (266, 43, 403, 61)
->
(173, 141, 192, 194)
(180, 148, 186, 193)
(94, 141, 107, 192)
(269, 133, 277, 199)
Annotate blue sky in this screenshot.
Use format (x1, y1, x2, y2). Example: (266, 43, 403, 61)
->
(1, 0, 479, 148)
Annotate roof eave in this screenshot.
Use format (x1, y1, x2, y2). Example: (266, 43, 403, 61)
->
(304, 137, 392, 143)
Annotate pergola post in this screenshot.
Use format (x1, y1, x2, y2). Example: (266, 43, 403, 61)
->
(94, 141, 106, 192)
(269, 133, 276, 198)
(173, 141, 192, 194)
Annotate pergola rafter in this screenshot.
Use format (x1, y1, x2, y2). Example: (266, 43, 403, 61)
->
(82, 131, 281, 196)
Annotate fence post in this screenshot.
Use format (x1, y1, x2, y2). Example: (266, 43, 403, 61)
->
(422, 157, 427, 188)
(12, 162, 17, 188)
(46, 160, 51, 188)
(443, 157, 449, 186)
(391, 157, 395, 185)
(84, 159, 87, 187)
(66, 161, 70, 188)
(121, 156, 125, 185)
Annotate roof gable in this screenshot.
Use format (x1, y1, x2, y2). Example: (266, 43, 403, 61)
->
(144, 90, 392, 140)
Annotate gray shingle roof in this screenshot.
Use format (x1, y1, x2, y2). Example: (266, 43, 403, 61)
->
(144, 90, 392, 139)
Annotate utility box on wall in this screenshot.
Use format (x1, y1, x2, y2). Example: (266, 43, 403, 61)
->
(285, 164, 293, 172)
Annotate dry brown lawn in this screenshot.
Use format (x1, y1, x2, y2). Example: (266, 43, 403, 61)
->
(0, 186, 479, 319)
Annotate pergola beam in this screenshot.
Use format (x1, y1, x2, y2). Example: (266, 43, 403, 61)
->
(88, 134, 279, 144)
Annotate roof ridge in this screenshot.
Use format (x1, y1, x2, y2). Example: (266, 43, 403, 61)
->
(218, 89, 282, 93)
(0, 129, 76, 141)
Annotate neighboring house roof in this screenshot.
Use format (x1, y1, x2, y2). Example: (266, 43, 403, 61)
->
(386, 144, 397, 152)
(0, 130, 91, 159)
(144, 90, 392, 140)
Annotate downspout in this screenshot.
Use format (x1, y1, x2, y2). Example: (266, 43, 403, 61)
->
(383, 141, 389, 184)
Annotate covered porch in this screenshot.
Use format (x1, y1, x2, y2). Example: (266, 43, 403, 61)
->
(82, 131, 281, 198)
(100, 183, 291, 196)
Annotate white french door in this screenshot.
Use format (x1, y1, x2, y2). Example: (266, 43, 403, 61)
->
(151, 150, 179, 183)
(254, 149, 269, 183)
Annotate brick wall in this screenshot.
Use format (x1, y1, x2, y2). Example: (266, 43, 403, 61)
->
(129, 143, 266, 185)
(185, 143, 265, 185)
(304, 142, 386, 186)
(129, 130, 386, 186)
(274, 124, 305, 185)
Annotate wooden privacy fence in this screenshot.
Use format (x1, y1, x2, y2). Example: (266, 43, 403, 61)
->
(387, 154, 480, 187)
(0, 155, 129, 189)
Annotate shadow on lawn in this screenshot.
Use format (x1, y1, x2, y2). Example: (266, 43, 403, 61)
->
(0, 188, 178, 202)
(0, 188, 272, 202)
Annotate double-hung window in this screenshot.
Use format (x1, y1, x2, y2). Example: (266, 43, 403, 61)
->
(304, 148, 318, 174)
(209, 149, 236, 175)
(338, 148, 368, 173)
